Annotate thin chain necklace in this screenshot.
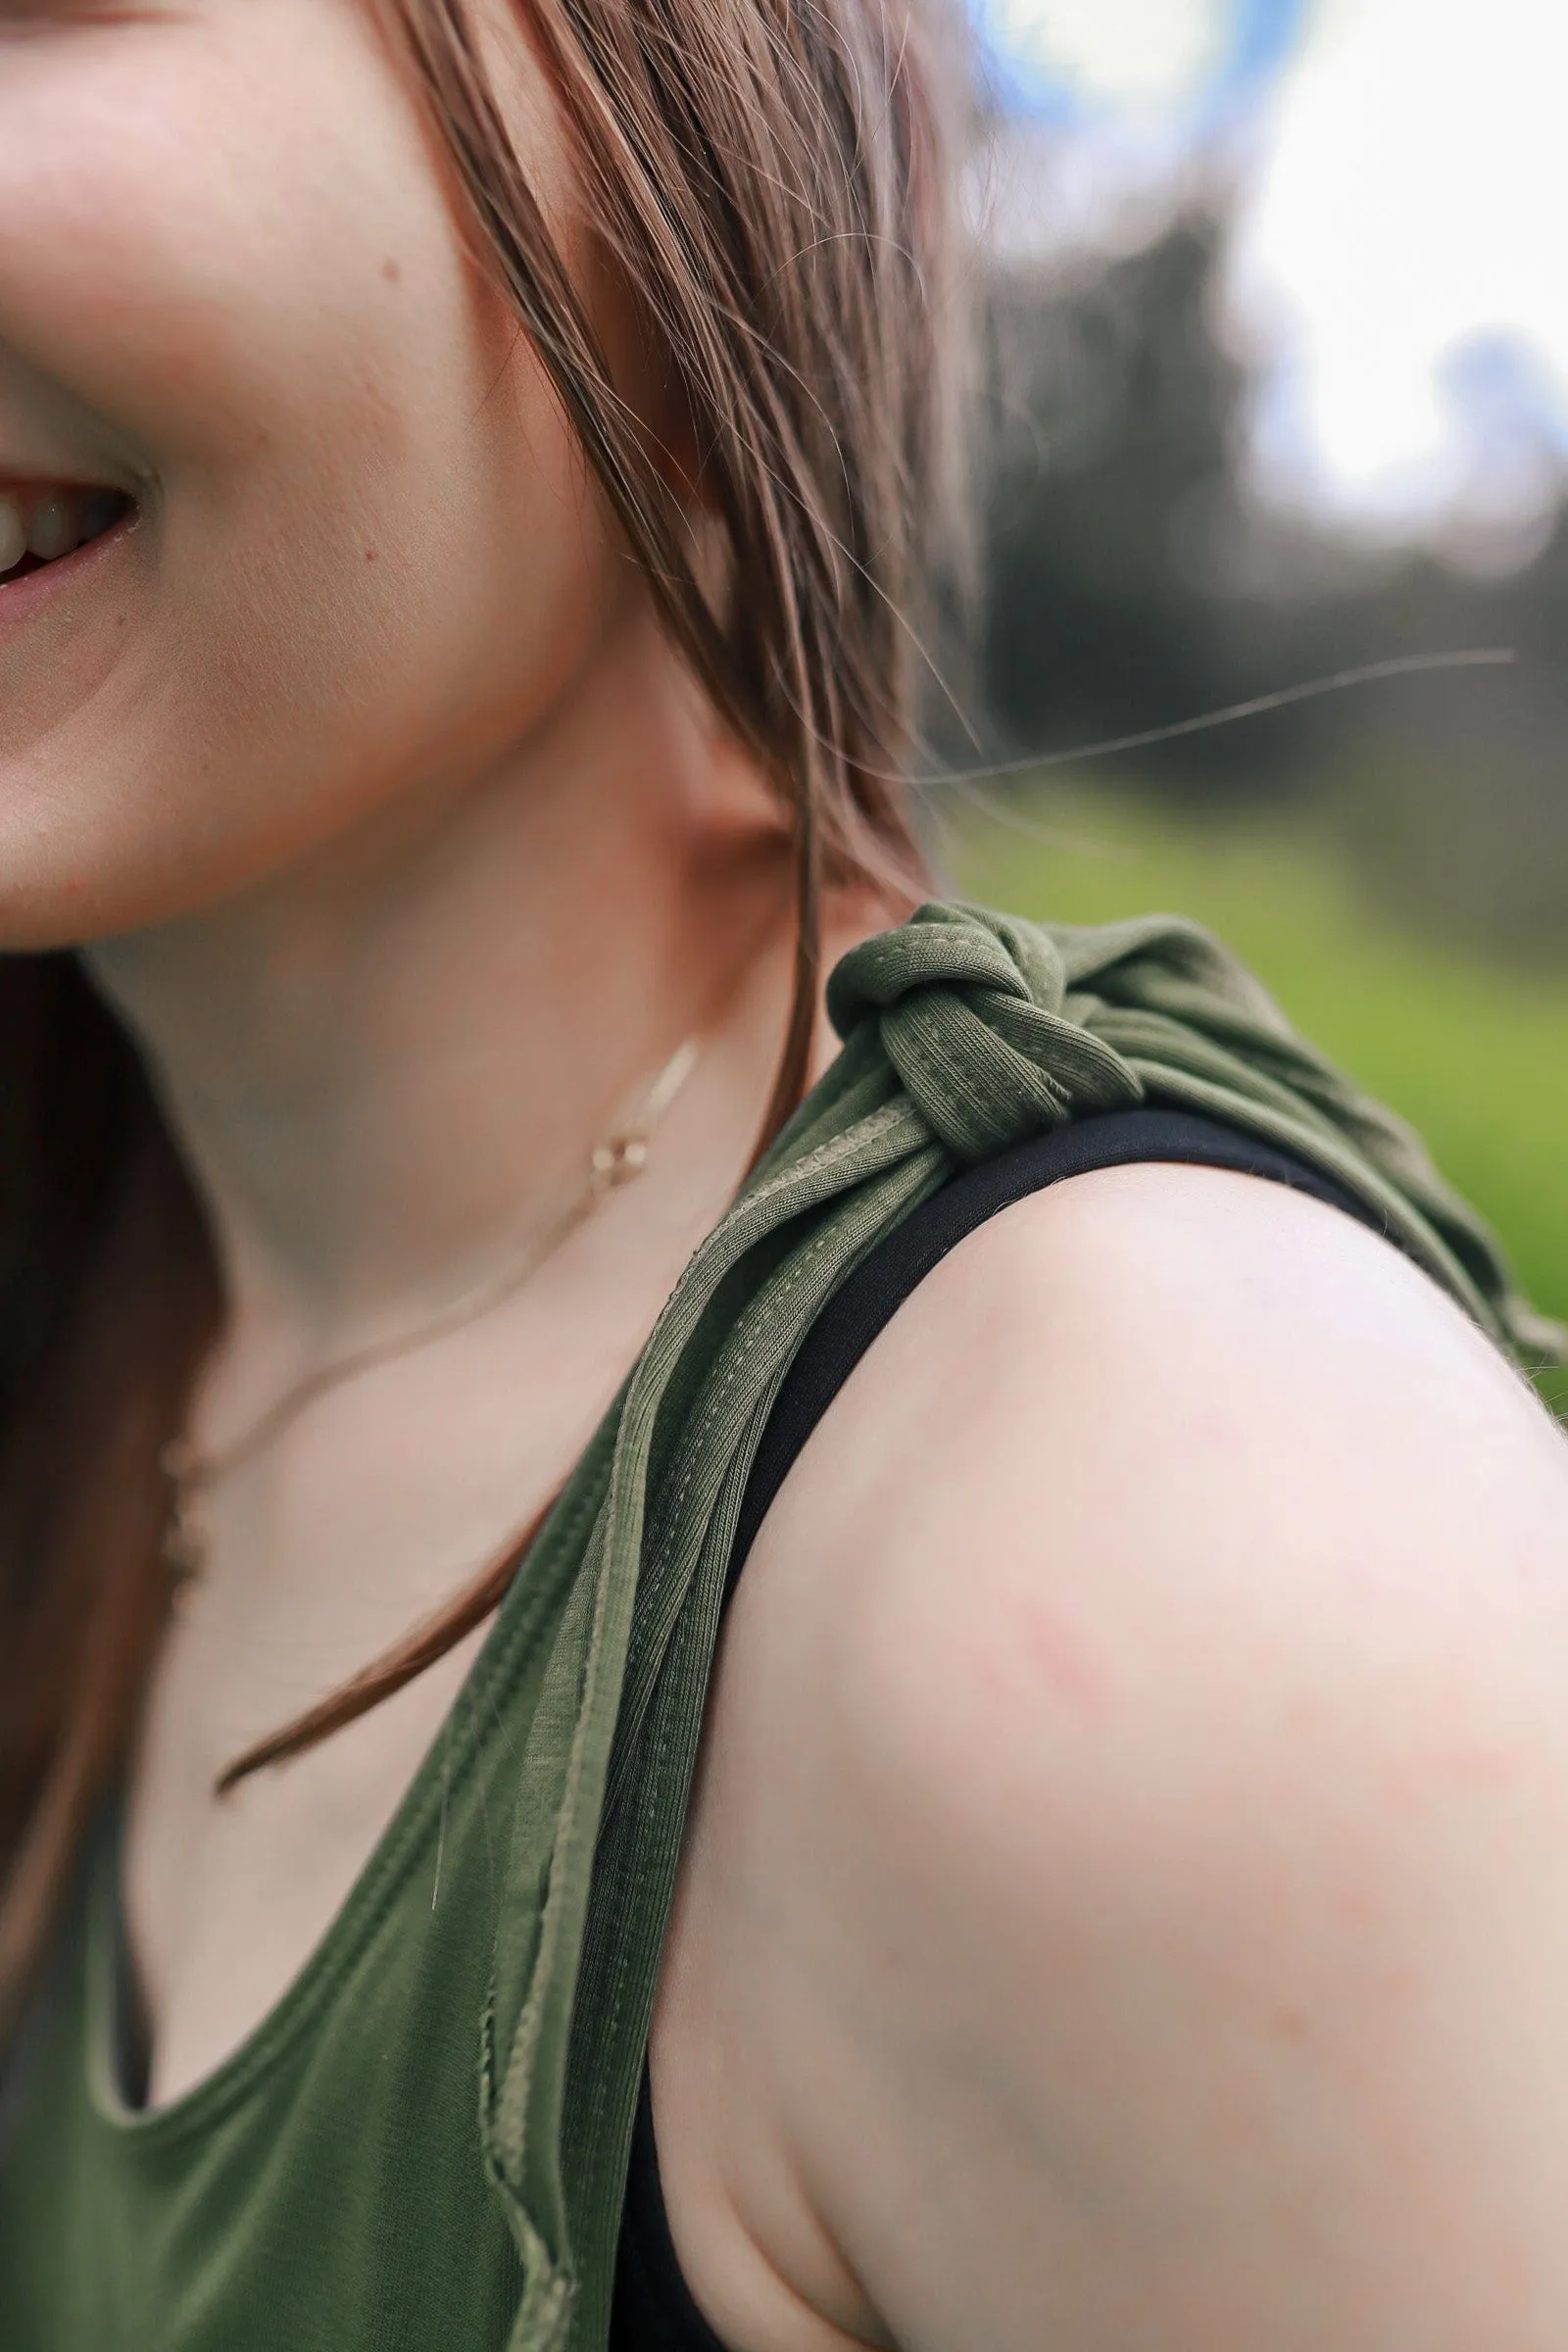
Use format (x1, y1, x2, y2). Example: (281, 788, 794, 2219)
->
(159, 1031, 702, 1591)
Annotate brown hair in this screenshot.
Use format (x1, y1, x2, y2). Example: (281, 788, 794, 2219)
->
(0, 0, 966, 2026)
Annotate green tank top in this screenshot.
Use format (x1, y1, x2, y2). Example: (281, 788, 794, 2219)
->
(0, 905, 1553, 2352)
(0, 1428, 623, 2351)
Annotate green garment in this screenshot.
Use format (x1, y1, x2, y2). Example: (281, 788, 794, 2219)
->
(0, 904, 1553, 2352)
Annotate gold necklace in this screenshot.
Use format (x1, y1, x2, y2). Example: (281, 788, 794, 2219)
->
(159, 1032, 702, 1591)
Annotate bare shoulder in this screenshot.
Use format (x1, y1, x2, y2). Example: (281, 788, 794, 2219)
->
(655, 1161, 1568, 2352)
(756, 1157, 1568, 1776)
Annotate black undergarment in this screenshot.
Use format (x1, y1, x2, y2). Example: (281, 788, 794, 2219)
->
(610, 1103, 1391, 2349)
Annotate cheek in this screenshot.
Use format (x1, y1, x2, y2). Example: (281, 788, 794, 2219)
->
(0, 0, 619, 943)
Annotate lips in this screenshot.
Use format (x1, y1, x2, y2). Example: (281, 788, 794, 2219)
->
(0, 483, 133, 585)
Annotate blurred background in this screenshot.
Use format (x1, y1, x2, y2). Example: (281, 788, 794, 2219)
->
(932, 0, 1568, 1386)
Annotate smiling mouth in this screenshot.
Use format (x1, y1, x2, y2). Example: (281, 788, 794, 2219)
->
(0, 484, 135, 587)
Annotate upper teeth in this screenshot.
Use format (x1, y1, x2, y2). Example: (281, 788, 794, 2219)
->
(0, 487, 98, 576)
(26, 495, 76, 562)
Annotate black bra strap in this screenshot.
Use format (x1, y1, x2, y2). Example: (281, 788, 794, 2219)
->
(725, 1102, 1388, 1604)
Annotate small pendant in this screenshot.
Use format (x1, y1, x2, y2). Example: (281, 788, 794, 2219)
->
(160, 1441, 207, 1602)
(589, 1129, 650, 1196)
(162, 1504, 205, 1585)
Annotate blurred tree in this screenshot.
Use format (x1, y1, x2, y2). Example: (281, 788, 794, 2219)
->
(974, 198, 1568, 959)
(981, 209, 1260, 787)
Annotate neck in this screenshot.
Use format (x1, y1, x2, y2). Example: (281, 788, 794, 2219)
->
(86, 595, 795, 1362)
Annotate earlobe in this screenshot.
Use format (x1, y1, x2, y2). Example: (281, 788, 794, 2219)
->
(618, 307, 733, 611)
(649, 399, 734, 626)
(634, 330, 713, 513)
(680, 505, 732, 627)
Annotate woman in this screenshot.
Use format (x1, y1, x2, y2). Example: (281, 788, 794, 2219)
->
(2, 0, 1567, 2342)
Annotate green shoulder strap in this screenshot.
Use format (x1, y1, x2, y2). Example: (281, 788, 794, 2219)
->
(476, 902, 1559, 2350)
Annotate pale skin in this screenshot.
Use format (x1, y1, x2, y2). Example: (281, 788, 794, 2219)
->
(4, 0, 1568, 2345)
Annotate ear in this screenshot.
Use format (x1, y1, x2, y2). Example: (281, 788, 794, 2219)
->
(579, 220, 713, 492)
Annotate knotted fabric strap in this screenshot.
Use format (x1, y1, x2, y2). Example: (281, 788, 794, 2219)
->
(826, 906, 1143, 1157)
(475, 901, 1559, 2350)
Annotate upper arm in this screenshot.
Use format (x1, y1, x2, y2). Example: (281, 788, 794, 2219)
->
(685, 1163, 1568, 2352)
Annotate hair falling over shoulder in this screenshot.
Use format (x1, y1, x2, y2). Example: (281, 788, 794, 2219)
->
(0, 0, 968, 2029)
(0, 960, 220, 2029)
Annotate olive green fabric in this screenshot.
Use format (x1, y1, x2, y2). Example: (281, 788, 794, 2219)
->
(0, 1411, 621, 2352)
(0, 904, 1554, 2352)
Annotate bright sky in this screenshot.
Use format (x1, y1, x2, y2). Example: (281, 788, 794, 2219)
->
(983, 0, 1568, 549)
(1230, 0, 1568, 544)
(985, 0, 1230, 112)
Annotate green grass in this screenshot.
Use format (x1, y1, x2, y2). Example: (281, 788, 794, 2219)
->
(950, 788, 1568, 1363)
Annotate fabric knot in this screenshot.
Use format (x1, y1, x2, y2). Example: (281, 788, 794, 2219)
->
(826, 902, 1144, 1161)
